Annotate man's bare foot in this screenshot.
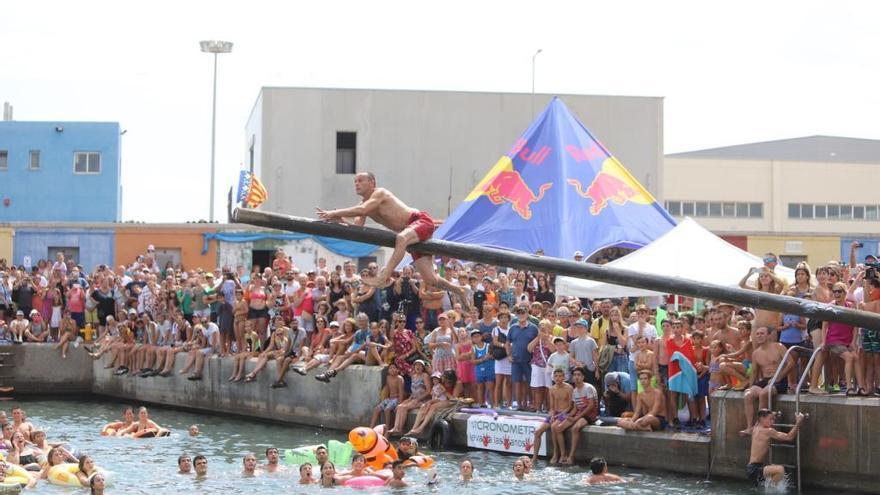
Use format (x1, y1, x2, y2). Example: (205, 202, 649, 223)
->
(562, 457, 573, 465)
(549, 455, 558, 464)
(738, 427, 752, 437)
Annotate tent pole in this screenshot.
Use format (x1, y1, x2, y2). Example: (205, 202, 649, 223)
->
(231, 207, 880, 329)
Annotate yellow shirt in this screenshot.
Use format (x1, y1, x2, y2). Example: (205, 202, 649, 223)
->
(590, 317, 609, 347)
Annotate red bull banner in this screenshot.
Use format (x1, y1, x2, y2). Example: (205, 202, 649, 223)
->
(434, 97, 676, 259)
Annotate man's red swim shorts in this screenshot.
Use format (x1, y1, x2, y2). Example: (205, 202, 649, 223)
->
(407, 211, 435, 261)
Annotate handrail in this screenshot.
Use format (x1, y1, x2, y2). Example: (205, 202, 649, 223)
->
(766, 345, 811, 413)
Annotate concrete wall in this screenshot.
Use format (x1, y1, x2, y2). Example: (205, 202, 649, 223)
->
(248, 88, 664, 221)
(0, 121, 121, 222)
(12, 228, 114, 272)
(115, 225, 217, 271)
(90, 354, 383, 430)
(1, 344, 93, 393)
(710, 391, 880, 493)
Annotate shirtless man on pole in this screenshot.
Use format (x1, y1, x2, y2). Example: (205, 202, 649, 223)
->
(747, 409, 804, 487)
(317, 172, 463, 294)
(739, 327, 792, 436)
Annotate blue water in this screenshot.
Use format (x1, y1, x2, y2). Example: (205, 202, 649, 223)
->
(4, 398, 858, 494)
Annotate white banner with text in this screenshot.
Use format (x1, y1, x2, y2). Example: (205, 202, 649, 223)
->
(465, 415, 547, 456)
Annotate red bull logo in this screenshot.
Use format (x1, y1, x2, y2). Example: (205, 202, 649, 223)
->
(568, 157, 655, 215)
(465, 156, 552, 220)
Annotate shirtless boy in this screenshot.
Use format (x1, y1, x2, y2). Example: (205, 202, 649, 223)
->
(557, 367, 598, 464)
(317, 172, 463, 294)
(739, 327, 791, 436)
(585, 457, 625, 485)
(618, 370, 667, 432)
(747, 409, 805, 487)
(532, 369, 572, 464)
(371, 363, 405, 428)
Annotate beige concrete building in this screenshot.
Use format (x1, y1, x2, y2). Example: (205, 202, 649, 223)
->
(664, 135, 880, 266)
(244, 87, 664, 221)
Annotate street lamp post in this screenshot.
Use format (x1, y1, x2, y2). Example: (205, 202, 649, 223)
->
(531, 48, 543, 119)
(200, 40, 233, 222)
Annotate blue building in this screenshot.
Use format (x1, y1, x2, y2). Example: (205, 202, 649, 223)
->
(0, 121, 121, 222)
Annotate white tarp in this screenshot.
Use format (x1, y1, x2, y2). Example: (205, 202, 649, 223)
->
(555, 217, 796, 299)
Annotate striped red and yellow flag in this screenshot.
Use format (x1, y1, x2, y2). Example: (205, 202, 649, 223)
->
(236, 171, 268, 208)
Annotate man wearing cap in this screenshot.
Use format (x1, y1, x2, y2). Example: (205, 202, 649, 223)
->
(569, 319, 600, 387)
(9, 310, 29, 344)
(509, 306, 539, 410)
(573, 251, 584, 262)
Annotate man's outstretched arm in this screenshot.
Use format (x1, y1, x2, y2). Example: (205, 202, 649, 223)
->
(317, 190, 385, 225)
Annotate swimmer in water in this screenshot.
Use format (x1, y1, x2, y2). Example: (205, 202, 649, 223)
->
(103, 407, 135, 436)
(117, 406, 165, 438)
(177, 454, 193, 474)
(188, 425, 200, 437)
(513, 458, 527, 480)
(0, 460, 36, 488)
(242, 453, 261, 476)
(193, 455, 208, 478)
(517, 455, 533, 474)
(460, 459, 474, 481)
(385, 460, 409, 488)
(314, 445, 330, 467)
(338, 454, 388, 483)
(397, 436, 418, 461)
(76, 455, 100, 486)
(585, 457, 625, 485)
(89, 472, 107, 495)
(264, 447, 284, 473)
(299, 462, 317, 484)
(320, 461, 337, 487)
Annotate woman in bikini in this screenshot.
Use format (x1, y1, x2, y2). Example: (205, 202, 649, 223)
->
(246, 277, 271, 344)
(75, 455, 100, 486)
(387, 360, 430, 435)
(117, 406, 166, 438)
(229, 320, 262, 382)
(102, 407, 135, 436)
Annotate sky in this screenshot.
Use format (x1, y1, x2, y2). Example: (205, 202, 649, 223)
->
(3, 0, 879, 222)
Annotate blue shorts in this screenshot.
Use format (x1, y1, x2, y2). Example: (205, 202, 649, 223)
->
(511, 361, 532, 384)
(70, 312, 84, 329)
(475, 364, 495, 384)
(697, 373, 710, 397)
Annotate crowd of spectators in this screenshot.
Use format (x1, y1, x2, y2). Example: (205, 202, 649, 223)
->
(1, 240, 878, 446)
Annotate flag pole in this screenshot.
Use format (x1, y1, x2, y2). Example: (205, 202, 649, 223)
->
(231, 207, 880, 329)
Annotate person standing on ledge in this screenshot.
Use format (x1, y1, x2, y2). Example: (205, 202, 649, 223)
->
(316, 172, 464, 295)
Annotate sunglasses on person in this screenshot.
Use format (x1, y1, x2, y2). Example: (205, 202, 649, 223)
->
(832, 289, 846, 294)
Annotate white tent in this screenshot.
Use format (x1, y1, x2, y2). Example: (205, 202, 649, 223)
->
(555, 217, 796, 298)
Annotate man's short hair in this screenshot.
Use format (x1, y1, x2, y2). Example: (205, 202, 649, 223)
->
(359, 171, 376, 183)
(757, 408, 774, 420)
(589, 457, 607, 475)
(177, 454, 191, 465)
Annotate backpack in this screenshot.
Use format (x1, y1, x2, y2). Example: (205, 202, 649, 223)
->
(491, 327, 508, 360)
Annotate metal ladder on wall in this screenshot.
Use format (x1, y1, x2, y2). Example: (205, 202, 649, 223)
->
(765, 344, 821, 494)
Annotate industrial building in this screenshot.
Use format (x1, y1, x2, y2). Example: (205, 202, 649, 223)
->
(244, 87, 664, 221)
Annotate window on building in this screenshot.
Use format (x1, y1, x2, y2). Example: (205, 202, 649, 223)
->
(827, 204, 839, 219)
(735, 203, 748, 217)
(780, 255, 807, 267)
(840, 204, 852, 220)
(666, 201, 681, 216)
(867, 205, 878, 221)
(48, 246, 79, 265)
(336, 132, 357, 174)
(800, 204, 813, 219)
(708, 202, 720, 217)
(854, 205, 865, 220)
(749, 203, 763, 218)
(682, 202, 695, 216)
(0, 150, 7, 170)
(814, 204, 826, 218)
(788, 203, 801, 219)
(694, 202, 707, 217)
(74, 152, 101, 174)
(721, 202, 735, 217)
(29, 150, 40, 170)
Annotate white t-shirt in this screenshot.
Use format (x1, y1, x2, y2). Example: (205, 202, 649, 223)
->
(546, 351, 572, 381)
(626, 322, 657, 361)
(203, 322, 220, 349)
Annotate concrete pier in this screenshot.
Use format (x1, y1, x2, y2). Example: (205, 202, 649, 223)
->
(6, 344, 880, 493)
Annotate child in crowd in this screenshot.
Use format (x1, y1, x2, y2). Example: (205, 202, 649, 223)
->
(692, 330, 709, 427)
(371, 363, 405, 428)
(471, 330, 495, 407)
(708, 340, 725, 394)
(456, 327, 476, 402)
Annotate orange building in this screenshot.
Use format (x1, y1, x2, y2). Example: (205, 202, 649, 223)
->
(114, 224, 218, 271)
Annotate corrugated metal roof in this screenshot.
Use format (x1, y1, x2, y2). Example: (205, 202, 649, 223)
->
(667, 135, 880, 164)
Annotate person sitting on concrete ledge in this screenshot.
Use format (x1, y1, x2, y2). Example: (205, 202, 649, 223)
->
(243, 317, 291, 383)
(315, 313, 371, 382)
(617, 370, 667, 432)
(585, 457, 625, 485)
